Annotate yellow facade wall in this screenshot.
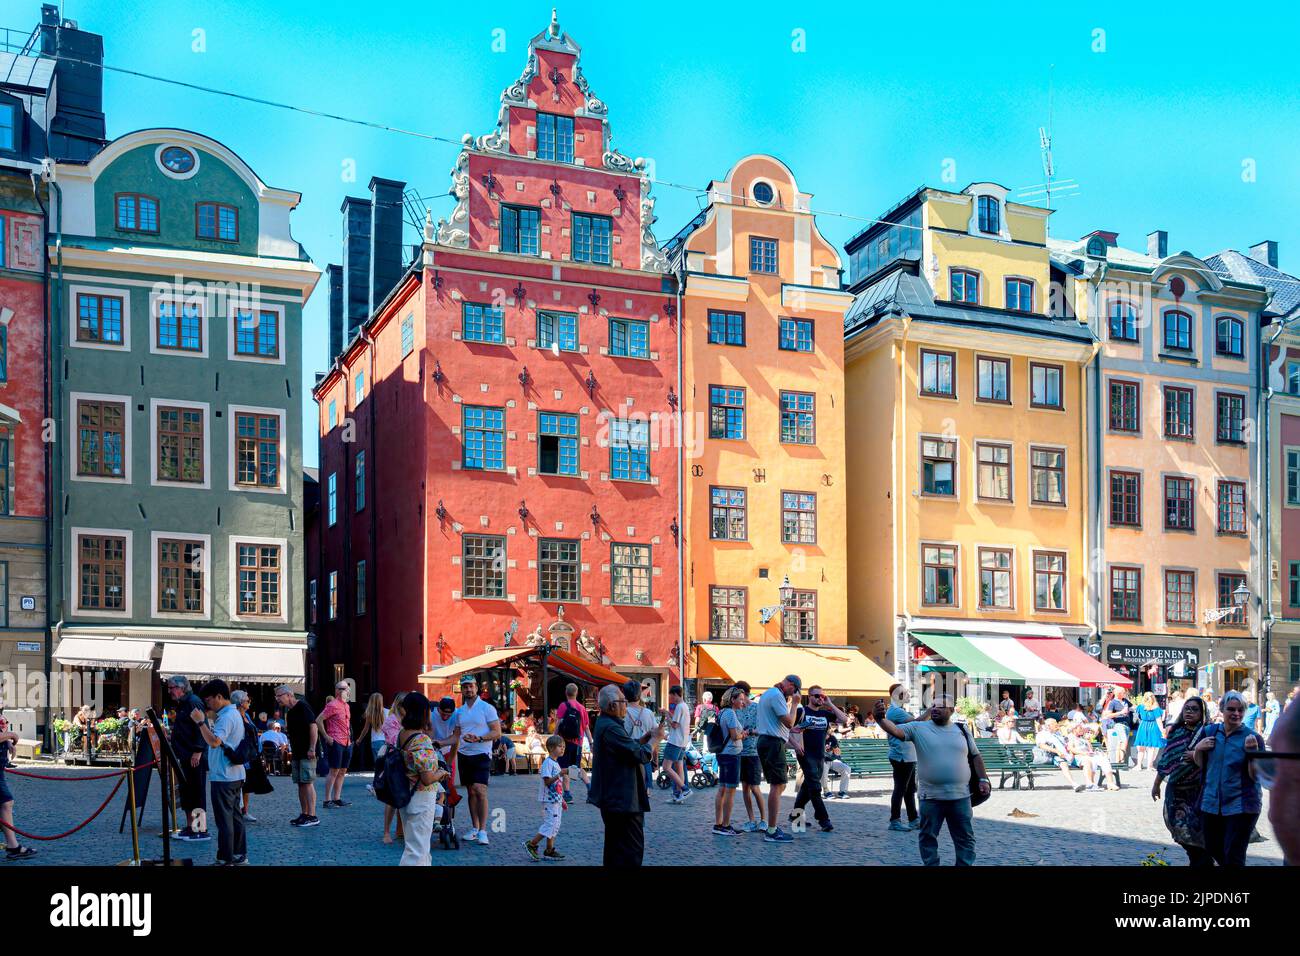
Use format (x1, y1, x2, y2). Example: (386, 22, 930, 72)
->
(680, 155, 851, 658)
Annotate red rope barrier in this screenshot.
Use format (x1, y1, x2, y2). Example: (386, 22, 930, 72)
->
(0, 774, 126, 841)
(5, 762, 154, 781)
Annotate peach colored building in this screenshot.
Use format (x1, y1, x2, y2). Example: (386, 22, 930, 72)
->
(666, 156, 889, 698)
(1052, 232, 1268, 696)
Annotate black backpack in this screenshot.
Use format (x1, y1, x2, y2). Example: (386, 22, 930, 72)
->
(705, 713, 727, 753)
(373, 734, 420, 809)
(222, 717, 260, 766)
(556, 703, 583, 740)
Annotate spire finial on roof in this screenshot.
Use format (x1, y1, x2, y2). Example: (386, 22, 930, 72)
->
(548, 8, 561, 39)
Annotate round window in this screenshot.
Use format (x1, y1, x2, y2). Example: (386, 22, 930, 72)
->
(160, 146, 196, 174)
(752, 181, 774, 205)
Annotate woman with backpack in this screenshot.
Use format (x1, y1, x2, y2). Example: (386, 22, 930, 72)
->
(379, 693, 406, 844)
(391, 692, 448, 866)
(232, 690, 273, 823)
(711, 686, 747, 836)
(1191, 690, 1265, 866)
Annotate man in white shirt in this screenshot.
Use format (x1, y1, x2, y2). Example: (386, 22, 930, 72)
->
(661, 685, 691, 803)
(451, 676, 501, 846)
(1022, 690, 1042, 721)
(622, 680, 658, 793)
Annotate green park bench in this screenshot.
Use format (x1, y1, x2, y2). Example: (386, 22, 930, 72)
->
(974, 738, 1124, 790)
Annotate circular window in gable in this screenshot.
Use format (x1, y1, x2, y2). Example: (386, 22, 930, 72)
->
(752, 181, 775, 206)
(156, 144, 199, 179)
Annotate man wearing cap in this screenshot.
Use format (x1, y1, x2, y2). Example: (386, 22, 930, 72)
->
(166, 676, 211, 843)
(190, 679, 247, 865)
(275, 684, 319, 827)
(756, 675, 801, 844)
(451, 675, 501, 846)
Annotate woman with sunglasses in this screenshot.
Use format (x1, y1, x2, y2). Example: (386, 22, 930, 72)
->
(1151, 694, 1209, 865)
(1191, 690, 1265, 866)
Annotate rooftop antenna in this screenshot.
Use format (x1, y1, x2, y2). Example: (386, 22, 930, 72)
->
(1038, 64, 1055, 234)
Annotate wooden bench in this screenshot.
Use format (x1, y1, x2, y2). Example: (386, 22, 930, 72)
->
(975, 739, 1123, 790)
(785, 738, 895, 781)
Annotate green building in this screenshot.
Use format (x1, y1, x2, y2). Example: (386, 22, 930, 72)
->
(47, 128, 319, 712)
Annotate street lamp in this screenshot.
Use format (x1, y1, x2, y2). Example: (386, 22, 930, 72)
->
(1232, 582, 1250, 607)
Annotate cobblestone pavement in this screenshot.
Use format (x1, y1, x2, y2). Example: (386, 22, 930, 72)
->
(4, 762, 1284, 866)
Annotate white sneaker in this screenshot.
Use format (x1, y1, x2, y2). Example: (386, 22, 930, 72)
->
(465, 828, 480, 841)
(476, 830, 489, 846)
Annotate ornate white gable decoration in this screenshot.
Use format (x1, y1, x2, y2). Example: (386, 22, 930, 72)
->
(434, 10, 668, 273)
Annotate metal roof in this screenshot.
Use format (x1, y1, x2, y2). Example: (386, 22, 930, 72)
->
(0, 51, 54, 92)
(1205, 249, 1300, 318)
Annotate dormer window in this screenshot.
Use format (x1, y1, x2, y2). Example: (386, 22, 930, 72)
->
(1086, 236, 1107, 257)
(0, 102, 16, 152)
(537, 112, 574, 164)
(977, 195, 1000, 234)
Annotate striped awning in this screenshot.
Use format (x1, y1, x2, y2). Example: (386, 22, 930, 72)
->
(912, 632, 1132, 688)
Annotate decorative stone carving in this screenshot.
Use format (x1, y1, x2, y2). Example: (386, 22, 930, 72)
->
(435, 152, 471, 248)
(602, 149, 641, 174)
(574, 65, 608, 116)
(503, 52, 539, 106)
(524, 624, 547, 647)
(639, 183, 669, 273)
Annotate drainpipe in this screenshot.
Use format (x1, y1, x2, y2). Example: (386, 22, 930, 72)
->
(1260, 313, 1299, 699)
(896, 313, 911, 690)
(1087, 268, 1107, 694)
(31, 170, 53, 747)
(674, 274, 685, 691)
(363, 329, 379, 693)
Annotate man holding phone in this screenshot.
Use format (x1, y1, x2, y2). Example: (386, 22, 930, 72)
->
(757, 675, 801, 844)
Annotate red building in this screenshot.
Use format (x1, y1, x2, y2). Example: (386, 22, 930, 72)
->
(311, 13, 681, 704)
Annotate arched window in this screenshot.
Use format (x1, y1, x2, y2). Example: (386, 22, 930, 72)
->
(1086, 236, 1107, 257)
(1163, 310, 1193, 352)
(1215, 316, 1244, 358)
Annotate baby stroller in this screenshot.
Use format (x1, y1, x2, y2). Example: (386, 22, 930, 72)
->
(436, 751, 461, 850)
(655, 743, 718, 790)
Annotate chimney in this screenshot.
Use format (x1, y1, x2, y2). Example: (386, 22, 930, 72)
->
(326, 265, 344, 362)
(40, 4, 107, 161)
(368, 177, 406, 315)
(340, 197, 372, 342)
(1147, 230, 1168, 259)
(1249, 240, 1278, 269)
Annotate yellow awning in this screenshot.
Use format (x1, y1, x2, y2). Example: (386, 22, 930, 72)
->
(418, 647, 531, 682)
(695, 643, 894, 696)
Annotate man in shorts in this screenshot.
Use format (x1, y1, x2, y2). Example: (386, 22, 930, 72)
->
(276, 685, 319, 827)
(661, 685, 691, 803)
(451, 676, 501, 846)
(757, 675, 800, 843)
(317, 681, 353, 809)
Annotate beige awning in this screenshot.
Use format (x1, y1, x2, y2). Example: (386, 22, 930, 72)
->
(53, 636, 156, 671)
(159, 641, 304, 685)
(418, 647, 532, 682)
(695, 642, 894, 696)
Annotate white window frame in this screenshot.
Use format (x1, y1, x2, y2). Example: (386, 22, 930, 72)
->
(149, 288, 210, 359)
(69, 390, 133, 485)
(226, 299, 286, 365)
(228, 534, 289, 625)
(149, 397, 211, 490)
(70, 526, 134, 620)
(68, 283, 132, 352)
(227, 404, 288, 495)
(150, 530, 212, 621)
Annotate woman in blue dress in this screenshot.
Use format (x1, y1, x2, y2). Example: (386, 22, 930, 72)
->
(1134, 692, 1166, 770)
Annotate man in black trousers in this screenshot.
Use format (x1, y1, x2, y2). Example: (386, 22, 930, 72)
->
(588, 683, 664, 866)
(166, 676, 210, 843)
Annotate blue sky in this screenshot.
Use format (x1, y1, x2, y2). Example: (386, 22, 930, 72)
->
(37, 0, 1300, 465)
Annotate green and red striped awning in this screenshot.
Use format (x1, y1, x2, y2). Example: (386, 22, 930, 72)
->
(913, 632, 1131, 688)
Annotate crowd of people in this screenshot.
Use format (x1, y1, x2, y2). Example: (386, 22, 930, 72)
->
(1, 671, 1297, 868)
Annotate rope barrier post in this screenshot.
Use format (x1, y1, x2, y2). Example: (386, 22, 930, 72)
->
(124, 763, 141, 866)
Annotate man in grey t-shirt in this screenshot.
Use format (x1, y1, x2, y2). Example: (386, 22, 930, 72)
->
(875, 694, 989, 866)
(756, 675, 800, 844)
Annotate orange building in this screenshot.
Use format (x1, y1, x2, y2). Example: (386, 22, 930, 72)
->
(666, 155, 890, 698)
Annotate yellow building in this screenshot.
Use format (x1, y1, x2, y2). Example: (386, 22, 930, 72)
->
(1050, 232, 1269, 696)
(667, 155, 889, 698)
(844, 183, 1112, 706)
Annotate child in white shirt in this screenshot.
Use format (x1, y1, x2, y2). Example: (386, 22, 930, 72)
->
(523, 735, 566, 862)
